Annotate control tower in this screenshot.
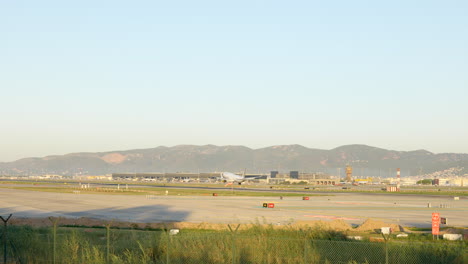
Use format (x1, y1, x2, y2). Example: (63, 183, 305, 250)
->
(345, 165, 352, 182)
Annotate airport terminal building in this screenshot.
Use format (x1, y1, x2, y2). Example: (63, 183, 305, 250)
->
(112, 171, 335, 185)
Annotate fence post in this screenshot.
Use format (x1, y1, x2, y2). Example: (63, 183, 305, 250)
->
(0, 214, 12, 264)
(106, 223, 111, 264)
(385, 241, 388, 264)
(163, 224, 170, 264)
(381, 232, 389, 264)
(303, 238, 307, 264)
(49, 217, 59, 264)
(228, 224, 240, 264)
(300, 228, 309, 264)
(303, 238, 309, 264)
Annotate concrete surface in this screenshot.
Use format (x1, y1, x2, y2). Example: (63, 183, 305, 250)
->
(1, 188, 466, 227)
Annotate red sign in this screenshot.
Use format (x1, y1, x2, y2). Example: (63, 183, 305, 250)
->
(432, 213, 440, 235)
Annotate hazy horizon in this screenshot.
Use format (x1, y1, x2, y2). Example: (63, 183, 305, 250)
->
(2, 1, 467, 162)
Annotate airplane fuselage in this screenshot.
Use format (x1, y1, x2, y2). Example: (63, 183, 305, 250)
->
(220, 172, 244, 184)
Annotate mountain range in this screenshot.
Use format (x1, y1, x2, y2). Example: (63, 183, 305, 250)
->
(1, 144, 467, 177)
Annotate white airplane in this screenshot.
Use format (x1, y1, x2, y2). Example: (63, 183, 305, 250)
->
(220, 171, 258, 185)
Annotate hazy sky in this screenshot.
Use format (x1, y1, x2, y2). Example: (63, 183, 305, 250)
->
(1, 1, 467, 162)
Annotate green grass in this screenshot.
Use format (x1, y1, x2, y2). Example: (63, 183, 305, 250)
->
(2, 185, 324, 197)
(3, 224, 466, 264)
(310, 188, 468, 196)
(1, 179, 467, 196)
(407, 227, 433, 232)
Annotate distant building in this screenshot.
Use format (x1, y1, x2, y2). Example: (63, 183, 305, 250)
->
(447, 178, 466, 186)
(309, 179, 336, 185)
(290, 171, 299, 179)
(270, 171, 278, 178)
(298, 172, 331, 180)
(74, 175, 112, 180)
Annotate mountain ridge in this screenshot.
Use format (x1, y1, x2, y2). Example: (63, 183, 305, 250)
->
(1, 144, 467, 176)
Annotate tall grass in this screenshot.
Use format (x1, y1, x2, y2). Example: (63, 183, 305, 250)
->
(2, 224, 466, 264)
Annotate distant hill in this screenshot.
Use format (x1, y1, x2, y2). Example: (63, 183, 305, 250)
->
(1, 144, 467, 177)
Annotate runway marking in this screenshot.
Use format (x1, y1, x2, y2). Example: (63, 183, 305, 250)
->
(304, 215, 360, 220)
(334, 202, 369, 205)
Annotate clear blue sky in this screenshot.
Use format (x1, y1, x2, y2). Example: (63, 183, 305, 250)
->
(1, 0, 467, 162)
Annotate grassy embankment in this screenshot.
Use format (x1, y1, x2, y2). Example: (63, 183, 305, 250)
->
(4, 224, 466, 264)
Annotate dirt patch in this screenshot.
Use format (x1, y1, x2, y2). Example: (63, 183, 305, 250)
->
(9, 217, 408, 233)
(9, 217, 256, 231)
(293, 219, 352, 231)
(354, 219, 405, 232)
(10, 217, 132, 229)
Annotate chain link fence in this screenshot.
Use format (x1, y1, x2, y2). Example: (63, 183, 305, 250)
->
(1, 223, 466, 264)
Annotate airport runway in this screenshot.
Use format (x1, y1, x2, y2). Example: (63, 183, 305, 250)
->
(1, 188, 466, 228)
